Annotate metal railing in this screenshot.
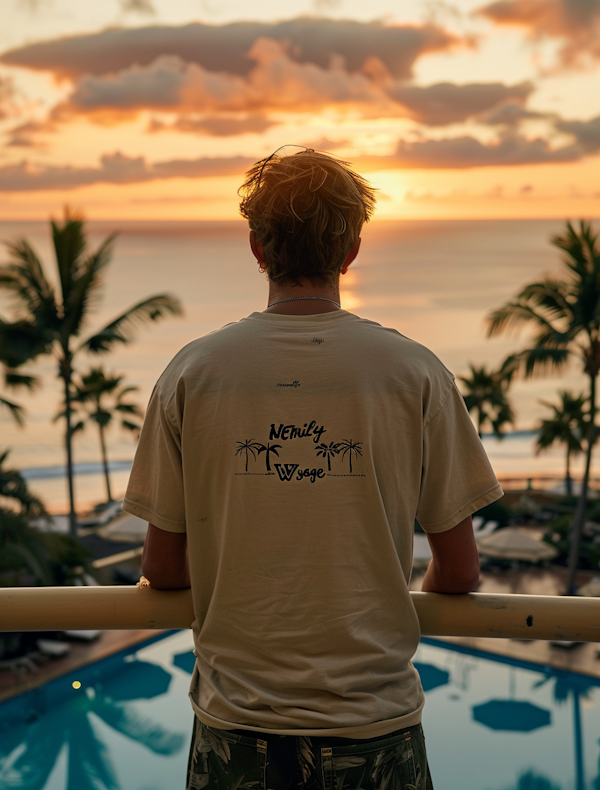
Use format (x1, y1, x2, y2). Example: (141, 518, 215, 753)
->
(2, 587, 600, 642)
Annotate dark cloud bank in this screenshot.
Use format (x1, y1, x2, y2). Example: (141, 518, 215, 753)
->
(0, 18, 459, 80)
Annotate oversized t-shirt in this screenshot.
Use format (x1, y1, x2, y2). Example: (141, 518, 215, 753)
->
(123, 309, 502, 738)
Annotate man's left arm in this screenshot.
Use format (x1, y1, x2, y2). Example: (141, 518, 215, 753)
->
(141, 523, 191, 589)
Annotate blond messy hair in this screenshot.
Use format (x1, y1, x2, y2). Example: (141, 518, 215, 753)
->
(238, 149, 377, 285)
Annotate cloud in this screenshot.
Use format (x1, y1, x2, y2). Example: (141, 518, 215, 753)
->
(6, 119, 57, 146)
(53, 43, 393, 120)
(0, 18, 462, 81)
(0, 151, 254, 191)
(478, 101, 550, 125)
(358, 130, 585, 168)
(301, 136, 351, 151)
(48, 44, 538, 130)
(0, 75, 16, 120)
(477, 0, 600, 68)
(120, 0, 156, 14)
(556, 115, 600, 151)
(388, 80, 533, 125)
(147, 114, 277, 137)
(4, 115, 600, 191)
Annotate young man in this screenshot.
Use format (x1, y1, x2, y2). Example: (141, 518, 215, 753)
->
(124, 149, 502, 790)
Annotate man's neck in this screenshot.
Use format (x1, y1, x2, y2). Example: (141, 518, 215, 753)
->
(264, 278, 342, 315)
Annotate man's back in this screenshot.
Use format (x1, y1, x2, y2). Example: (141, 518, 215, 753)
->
(125, 309, 501, 737)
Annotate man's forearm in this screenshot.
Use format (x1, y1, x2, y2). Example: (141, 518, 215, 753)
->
(141, 525, 191, 589)
(421, 557, 479, 594)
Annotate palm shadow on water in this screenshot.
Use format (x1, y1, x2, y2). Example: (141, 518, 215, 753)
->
(0, 656, 185, 790)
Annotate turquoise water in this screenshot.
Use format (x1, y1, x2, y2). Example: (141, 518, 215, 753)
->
(1, 631, 599, 790)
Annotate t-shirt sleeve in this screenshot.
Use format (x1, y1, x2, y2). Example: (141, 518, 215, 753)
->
(416, 380, 503, 534)
(123, 386, 186, 533)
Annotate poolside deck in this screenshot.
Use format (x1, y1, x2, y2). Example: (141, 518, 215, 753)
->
(0, 628, 161, 704)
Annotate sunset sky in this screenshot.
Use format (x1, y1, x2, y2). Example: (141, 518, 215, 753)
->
(0, 0, 599, 220)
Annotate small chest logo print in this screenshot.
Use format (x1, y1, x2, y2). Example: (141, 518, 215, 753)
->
(277, 380, 300, 388)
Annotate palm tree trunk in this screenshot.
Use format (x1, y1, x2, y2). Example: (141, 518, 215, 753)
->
(61, 365, 77, 537)
(566, 373, 597, 594)
(477, 409, 483, 438)
(565, 447, 572, 498)
(98, 423, 113, 502)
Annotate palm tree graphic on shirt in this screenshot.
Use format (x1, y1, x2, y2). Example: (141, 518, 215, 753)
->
(315, 441, 340, 471)
(257, 442, 282, 472)
(235, 439, 263, 471)
(338, 439, 363, 473)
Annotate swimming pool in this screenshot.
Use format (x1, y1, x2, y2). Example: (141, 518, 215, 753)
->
(0, 631, 599, 790)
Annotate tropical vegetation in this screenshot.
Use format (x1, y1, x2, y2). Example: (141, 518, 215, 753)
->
(0, 449, 91, 586)
(64, 366, 144, 503)
(458, 361, 516, 438)
(535, 391, 586, 498)
(487, 219, 600, 594)
(0, 208, 182, 535)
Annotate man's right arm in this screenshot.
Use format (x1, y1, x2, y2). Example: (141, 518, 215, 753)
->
(421, 515, 480, 594)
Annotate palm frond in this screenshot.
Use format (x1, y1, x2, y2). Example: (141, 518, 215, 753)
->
(486, 301, 558, 338)
(51, 208, 87, 308)
(0, 239, 57, 320)
(520, 347, 570, 378)
(0, 318, 53, 367)
(61, 235, 116, 340)
(518, 279, 573, 321)
(552, 220, 600, 278)
(0, 394, 24, 426)
(81, 294, 183, 353)
(4, 369, 39, 391)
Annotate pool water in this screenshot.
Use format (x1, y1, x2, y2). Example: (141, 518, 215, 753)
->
(1, 631, 599, 790)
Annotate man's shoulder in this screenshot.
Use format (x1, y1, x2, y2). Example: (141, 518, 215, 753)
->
(154, 316, 256, 384)
(348, 313, 453, 378)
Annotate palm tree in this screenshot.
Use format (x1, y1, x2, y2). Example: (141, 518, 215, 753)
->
(0, 208, 182, 536)
(235, 439, 263, 472)
(338, 439, 363, 473)
(0, 447, 46, 518)
(0, 449, 90, 586)
(457, 361, 516, 438)
(66, 366, 144, 503)
(0, 318, 44, 425)
(256, 442, 282, 472)
(535, 391, 586, 497)
(487, 219, 600, 594)
(315, 441, 340, 471)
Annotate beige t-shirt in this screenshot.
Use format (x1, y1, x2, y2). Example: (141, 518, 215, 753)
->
(124, 310, 502, 738)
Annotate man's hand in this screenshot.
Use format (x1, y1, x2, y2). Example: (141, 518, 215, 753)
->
(421, 515, 480, 594)
(141, 524, 191, 589)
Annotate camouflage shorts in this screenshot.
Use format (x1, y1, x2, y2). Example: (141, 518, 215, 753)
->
(186, 718, 434, 790)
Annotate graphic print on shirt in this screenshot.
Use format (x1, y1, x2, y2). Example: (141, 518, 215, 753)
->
(234, 421, 365, 482)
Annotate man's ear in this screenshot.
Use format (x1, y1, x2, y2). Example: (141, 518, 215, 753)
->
(341, 238, 361, 275)
(250, 231, 265, 266)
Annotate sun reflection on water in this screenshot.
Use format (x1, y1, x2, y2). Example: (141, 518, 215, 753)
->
(340, 268, 361, 311)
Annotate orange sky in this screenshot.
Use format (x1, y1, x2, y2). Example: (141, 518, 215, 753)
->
(0, 0, 599, 220)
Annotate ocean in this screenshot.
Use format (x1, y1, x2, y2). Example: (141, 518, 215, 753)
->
(0, 218, 592, 512)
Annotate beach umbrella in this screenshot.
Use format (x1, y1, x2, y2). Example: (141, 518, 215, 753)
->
(577, 580, 600, 597)
(173, 650, 197, 674)
(477, 527, 558, 562)
(472, 699, 551, 732)
(100, 658, 172, 700)
(413, 662, 450, 692)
